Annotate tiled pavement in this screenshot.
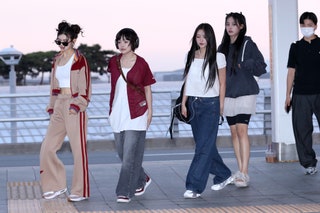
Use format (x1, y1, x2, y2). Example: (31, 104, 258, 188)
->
(3, 144, 320, 213)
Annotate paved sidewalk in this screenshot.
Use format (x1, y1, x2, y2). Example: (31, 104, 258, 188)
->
(3, 149, 320, 213)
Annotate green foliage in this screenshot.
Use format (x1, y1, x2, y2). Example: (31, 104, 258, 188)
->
(78, 44, 117, 75)
(0, 44, 117, 85)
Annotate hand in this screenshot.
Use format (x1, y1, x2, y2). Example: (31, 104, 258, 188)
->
(181, 104, 187, 118)
(147, 112, 152, 129)
(284, 97, 291, 113)
(69, 109, 77, 115)
(220, 105, 224, 116)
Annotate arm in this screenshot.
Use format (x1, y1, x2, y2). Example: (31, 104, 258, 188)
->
(285, 68, 295, 111)
(284, 43, 296, 112)
(241, 41, 267, 77)
(144, 85, 153, 128)
(46, 65, 58, 115)
(181, 82, 188, 118)
(218, 66, 226, 115)
(69, 56, 92, 113)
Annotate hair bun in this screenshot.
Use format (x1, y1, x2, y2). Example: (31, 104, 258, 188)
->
(57, 21, 69, 32)
(71, 24, 81, 35)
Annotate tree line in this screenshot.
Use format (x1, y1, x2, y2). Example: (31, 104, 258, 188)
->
(0, 44, 117, 85)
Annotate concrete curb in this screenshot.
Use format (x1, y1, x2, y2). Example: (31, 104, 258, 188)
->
(0, 135, 272, 155)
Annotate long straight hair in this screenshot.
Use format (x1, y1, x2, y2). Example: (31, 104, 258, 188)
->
(219, 12, 247, 73)
(183, 23, 218, 91)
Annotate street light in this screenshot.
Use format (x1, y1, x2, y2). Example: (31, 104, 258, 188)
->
(0, 45, 23, 93)
(0, 45, 23, 143)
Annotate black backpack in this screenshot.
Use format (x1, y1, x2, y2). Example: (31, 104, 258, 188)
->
(168, 83, 190, 139)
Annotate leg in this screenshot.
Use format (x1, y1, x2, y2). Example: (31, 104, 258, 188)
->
(186, 97, 231, 193)
(115, 132, 150, 196)
(292, 95, 316, 168)
(40, 98, 67, 193)
(115, 130, 146, 198)
(235, 123, 250, 175)
(313, 95, 320, 167)
(230, 126, 242, 170)
(226, 116, 242, 172)
(66, 110, 90, 198)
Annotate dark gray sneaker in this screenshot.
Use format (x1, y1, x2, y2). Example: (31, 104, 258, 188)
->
(305, 167, 318, 175)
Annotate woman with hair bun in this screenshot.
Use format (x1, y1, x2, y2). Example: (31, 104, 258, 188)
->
(40, 20, 91, 202)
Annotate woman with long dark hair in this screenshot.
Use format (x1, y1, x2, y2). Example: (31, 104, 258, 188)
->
(181, 23, 232, 199)
(219, 12, 266, 187)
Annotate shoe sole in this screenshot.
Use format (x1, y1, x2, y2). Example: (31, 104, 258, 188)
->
(68, 197, 87, 202)
(305, 171, 318, 175)
(117, 198, 131, 203)
(184, 194, 200, 199)
(235, 182, 249, 187)
(43, 188, 67, 199)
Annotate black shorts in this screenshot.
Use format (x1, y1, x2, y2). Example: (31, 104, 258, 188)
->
(226, 114, 251, 126)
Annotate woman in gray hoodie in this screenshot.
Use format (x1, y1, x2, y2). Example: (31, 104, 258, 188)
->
(218, 12, 267, 188)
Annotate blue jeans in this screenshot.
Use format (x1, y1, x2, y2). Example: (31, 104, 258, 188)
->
(114, 130, 148, 198)
(186, 96, 231, 193)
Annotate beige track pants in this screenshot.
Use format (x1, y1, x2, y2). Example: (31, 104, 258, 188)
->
(40, 94, 90, 197)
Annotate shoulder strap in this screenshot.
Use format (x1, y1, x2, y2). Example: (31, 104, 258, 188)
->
(116, 54, 144, 95)
(116, 55, 128, 83)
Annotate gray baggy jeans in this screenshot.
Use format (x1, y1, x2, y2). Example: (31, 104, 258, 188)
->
(114, 130, 148, 198)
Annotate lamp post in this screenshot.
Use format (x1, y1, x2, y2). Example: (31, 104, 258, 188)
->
(0, 45, 23, 143)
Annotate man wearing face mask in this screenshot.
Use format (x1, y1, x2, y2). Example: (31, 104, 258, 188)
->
(285, 11, 320, 175)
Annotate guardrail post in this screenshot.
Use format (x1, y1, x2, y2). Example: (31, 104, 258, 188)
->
(264, 88, 271, 135)
(10, 64, 17, 143)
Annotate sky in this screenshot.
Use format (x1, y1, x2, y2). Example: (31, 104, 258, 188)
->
(1, 0, 319, 72)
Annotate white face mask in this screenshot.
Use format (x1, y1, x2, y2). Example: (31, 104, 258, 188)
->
(301, 27, 315, 38)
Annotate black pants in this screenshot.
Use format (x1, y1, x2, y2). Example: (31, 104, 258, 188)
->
(292, 94, 320, 168)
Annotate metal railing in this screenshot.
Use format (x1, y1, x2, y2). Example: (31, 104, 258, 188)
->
(0, 88, 271, 144)
(0, 85, 273, 144)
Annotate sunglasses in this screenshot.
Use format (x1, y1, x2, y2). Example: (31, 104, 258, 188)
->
(54, 40, 70, 47)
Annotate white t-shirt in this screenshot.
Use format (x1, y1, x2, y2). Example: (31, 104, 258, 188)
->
(56, 54, 74, 88)
(185, 52, 226, 97)
(108, 68, 148, 133)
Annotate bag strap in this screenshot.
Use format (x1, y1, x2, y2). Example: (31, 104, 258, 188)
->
(241, 40, 248, 62)
(116, 54, 144, 95)
(168, 111, 175, 139)
(241, 40, 259, 81)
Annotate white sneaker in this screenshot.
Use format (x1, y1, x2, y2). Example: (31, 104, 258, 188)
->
(211, 176, 233, 191)
(183, 190, 200, 199)
(230, 171, 241, 184)
(42, 188, 67, 199)
(67, 194, 87, 202)
(234, 173, 250, 188)
(305, 167, 318, 175)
